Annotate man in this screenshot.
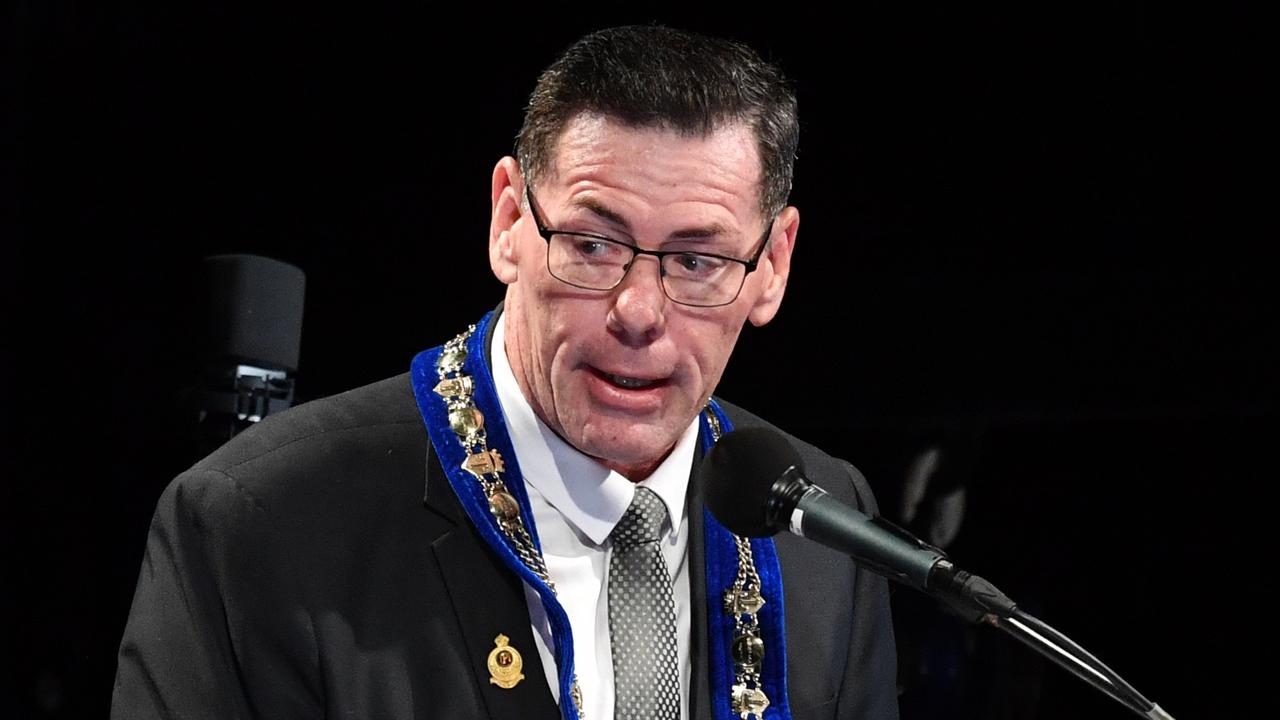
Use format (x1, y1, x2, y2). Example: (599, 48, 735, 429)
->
(112, 26, 898, 720)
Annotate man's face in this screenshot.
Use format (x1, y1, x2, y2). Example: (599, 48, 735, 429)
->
(489, 114, 797, 479)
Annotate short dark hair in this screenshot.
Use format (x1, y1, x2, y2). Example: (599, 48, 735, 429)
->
(516, 25, 799, 219)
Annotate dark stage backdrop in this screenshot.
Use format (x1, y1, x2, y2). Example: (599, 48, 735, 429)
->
(7, 5, 1271, 719)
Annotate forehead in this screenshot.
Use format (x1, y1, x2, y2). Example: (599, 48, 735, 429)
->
(545, 113, 764, 221)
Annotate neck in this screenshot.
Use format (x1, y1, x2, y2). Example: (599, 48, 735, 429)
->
(600, 452, 671, 483)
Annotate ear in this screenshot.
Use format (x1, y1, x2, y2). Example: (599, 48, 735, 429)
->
(489, 156, 523, 285)
(746, 206, 799, 327)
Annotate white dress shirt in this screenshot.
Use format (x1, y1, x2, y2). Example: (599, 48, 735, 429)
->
(491, 315, 698, 720)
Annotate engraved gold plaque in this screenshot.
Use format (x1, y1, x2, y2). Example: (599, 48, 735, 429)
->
(463, 449, 505, 479)
(487, 634, 524, 689)
(433, 376, 473, 399)
(731, 683, 770, 718)
(724, 588, 766, 616)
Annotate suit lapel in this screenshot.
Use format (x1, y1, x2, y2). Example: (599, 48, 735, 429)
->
(425, 440, 561, 720)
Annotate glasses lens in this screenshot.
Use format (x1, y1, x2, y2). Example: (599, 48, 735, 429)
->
(547, 234, 631, 289)
(661, 253, 745, 306)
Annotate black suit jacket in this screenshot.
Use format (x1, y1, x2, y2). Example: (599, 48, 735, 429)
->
(112, 372, 898, 720)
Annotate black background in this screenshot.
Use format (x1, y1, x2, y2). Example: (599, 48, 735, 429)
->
(6, 4, 1271, 719)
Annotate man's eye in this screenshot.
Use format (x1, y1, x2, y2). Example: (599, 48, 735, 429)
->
(675, 254, 702, 271)
(566, 236, 627, 262)
(672, 253, 725, 275)
(576, 239, 605, 255)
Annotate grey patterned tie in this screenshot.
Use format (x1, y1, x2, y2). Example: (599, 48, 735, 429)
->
(608, 486, 681, 720)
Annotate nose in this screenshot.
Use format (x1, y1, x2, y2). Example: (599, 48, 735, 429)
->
(606, 255, 667, 344)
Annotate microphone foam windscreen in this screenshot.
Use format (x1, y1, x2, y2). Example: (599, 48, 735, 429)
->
(702, 427, 806, 537)
(202, 254, 306, 371)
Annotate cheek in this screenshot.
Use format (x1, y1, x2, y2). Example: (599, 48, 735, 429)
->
(686, 315, 748, 387)
(529, 296, 596, 375)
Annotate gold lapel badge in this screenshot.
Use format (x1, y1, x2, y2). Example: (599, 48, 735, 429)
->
(487, 634, 525, 689)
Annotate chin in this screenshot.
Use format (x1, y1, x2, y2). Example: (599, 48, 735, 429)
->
(576, 421, 682, 470)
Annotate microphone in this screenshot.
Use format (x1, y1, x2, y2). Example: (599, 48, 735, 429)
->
(702, 427, 1178, 720)
(702, 427, 1013, 618)
(196, 254, 306, 453)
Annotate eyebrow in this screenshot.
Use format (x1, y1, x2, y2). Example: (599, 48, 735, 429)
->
(568, 197, 733, 241)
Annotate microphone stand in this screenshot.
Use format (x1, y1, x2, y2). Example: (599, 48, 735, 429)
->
(702, 434, 1178, 718)
(926, 559, 1176, 720)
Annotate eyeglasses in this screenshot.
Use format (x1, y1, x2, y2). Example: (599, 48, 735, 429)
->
(524, 185, 772, 308)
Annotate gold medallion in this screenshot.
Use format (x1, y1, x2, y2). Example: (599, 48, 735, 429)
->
(440, 345, 468, 371)
(487, 489, 521, 521)
(732, 634, 766, 672)
(487, 634, 524, 689)
(448, 406, 484, 437)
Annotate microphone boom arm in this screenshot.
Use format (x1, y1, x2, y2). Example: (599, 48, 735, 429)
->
(795, 479, 1175, 719)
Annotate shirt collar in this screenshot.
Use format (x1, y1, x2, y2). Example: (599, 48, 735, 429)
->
(491, 313, 697, 546)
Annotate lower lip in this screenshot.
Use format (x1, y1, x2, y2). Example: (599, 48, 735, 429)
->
(584, 368, 669, 412)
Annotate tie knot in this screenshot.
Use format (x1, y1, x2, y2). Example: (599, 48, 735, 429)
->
(612, 487, 668, 548)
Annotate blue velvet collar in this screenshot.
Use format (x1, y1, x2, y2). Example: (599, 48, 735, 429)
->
(410, 311, 791, 720)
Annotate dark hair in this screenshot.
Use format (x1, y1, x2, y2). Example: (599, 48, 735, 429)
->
(516, 25, 799, 219)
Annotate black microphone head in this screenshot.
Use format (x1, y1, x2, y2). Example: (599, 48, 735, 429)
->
(702, 427, 806, 537)
(201, 254, 306, 372)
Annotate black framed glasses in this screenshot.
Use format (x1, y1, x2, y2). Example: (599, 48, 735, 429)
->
(524, 185, 772, 308)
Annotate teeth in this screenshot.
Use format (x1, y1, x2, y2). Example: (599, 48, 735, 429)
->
(608, 374, 656, 389)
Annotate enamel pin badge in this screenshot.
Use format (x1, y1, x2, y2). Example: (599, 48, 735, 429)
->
(487, 634, 525, 689)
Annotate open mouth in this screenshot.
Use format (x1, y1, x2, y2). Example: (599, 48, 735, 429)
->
(591, 367, 668, 391)
(607, 374, 657, 390)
